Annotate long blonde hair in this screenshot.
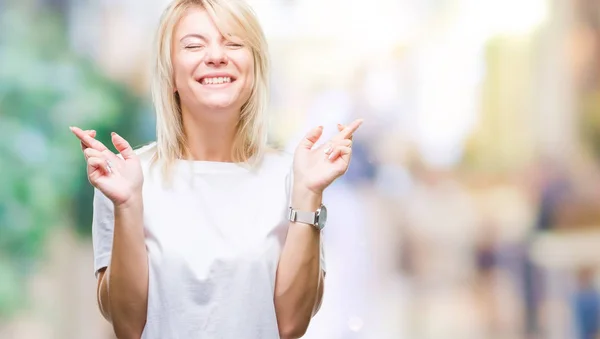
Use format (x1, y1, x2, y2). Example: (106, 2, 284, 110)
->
(150, 0, 270, 180)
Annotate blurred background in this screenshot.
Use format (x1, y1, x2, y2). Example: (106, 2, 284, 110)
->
(2, 0, 600, 338)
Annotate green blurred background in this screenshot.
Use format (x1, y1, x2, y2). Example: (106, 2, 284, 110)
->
(0, 2, 144, 316)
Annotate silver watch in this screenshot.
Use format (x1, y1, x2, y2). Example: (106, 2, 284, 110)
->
(288, 204, 328, 230)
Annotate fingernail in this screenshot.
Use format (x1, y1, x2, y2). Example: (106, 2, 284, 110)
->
(111, 132, 116, 136)
(69, 126, 74, 131)
(324, 147, 332, 154)
(328, 152, 335, 160)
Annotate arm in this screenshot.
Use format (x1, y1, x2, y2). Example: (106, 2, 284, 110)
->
(97, 195, 148, 339)
(70, 126, 148, 339)
(274, 119, 363, 338)
(274, 187, 325, 339)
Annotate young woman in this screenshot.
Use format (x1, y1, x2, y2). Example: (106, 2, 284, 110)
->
(70, 0, 362, 338)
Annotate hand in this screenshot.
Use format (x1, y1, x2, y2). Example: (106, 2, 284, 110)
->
(293, 119, 363, 195)
(70, 126, 143, 207)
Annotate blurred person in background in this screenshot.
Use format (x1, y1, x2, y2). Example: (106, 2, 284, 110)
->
(473, 221, 502, 337)
(69, 0, 363, 338)
(573, 267, 600, 339)
(524, 158, 572, 338)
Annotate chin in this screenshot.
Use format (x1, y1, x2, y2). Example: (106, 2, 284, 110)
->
(202, 99, 238, 111)
(194, 100, 241, 124)
(194, 89, 235, 107)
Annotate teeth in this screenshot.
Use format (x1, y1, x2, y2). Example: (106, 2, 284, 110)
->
(201, 77, 231, 85)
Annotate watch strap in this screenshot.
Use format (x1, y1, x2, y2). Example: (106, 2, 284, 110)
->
(288, 207, 317, 226)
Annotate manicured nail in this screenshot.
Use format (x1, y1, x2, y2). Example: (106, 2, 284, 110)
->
(324, 147, 332, 154)
(328, 152, 335, 160)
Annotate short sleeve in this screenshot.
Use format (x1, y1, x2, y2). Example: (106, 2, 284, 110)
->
(92, 188, 114, 277)
(285, 163, 326, 272)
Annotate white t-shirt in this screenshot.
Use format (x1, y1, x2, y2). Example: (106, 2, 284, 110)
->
(92, 143, 325, 339)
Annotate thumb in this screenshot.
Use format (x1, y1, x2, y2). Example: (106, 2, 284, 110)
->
(299, 126, 323, 149)
(111, 132, 135, 159)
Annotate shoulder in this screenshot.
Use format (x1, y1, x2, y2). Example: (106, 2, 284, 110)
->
(258, 147, 293, 173)
(133, 141, 157, 166)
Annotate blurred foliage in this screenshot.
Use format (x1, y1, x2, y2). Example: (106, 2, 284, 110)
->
(0, 4, 151, 319)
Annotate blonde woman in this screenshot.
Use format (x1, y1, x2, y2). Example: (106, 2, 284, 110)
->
(70, 0, 362, 338)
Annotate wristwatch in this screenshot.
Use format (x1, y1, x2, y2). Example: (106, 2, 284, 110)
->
(288, 204, 328, 230)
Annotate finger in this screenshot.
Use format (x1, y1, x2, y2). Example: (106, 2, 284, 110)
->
(339, 146, 352, 156)
(327, 147, 342, 161)
(339, 139, 352, 148)
(87, 157, 112, 175)
(84, 148, 104, 160)
(338, 124, 353, 141)
(300, 126, 324, 150)
(84, 147, 119, 176)
(334, 119, 363, 141)
(111, 132, 135, 160)
(80, 130, 97, 152)
(328, 146, 352, 161)
(70, 126, 108, 151)
(323, 139, 351, 156)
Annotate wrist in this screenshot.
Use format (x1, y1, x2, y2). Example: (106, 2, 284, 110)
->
(291, 182, 322, 211)
(114, 191, 143, 211)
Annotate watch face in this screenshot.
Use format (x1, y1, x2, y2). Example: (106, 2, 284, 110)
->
(316, 205, 327, 230)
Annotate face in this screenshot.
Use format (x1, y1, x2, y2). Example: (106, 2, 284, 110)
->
(172, 7, 254, 119)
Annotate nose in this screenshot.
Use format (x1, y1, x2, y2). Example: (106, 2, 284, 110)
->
(203, 44, 228, 67)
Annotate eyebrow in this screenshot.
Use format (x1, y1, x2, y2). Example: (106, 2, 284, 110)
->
(180, 34, 207, 42)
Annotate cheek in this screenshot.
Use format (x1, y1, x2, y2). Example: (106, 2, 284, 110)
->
(233, 50, 254, 78)
(245, 55, 255, 80)
(241, 55, 255, 88)
(246, 66, 255, 87)
(241, 67, 255, 99)
(173, 55, 198, 87)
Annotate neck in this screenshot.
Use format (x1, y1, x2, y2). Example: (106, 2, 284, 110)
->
(181, 105, 238, 162)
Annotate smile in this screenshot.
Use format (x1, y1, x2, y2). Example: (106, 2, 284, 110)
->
(199, 76, 234, 85)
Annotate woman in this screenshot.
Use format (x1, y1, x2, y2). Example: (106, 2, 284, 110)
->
(70, 0, 362, 338)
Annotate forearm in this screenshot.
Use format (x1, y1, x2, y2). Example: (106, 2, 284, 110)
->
(274, 187, 325, 339)
(100, 195, 149, 338)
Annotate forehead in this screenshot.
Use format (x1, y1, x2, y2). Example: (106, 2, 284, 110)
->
(174, 6, 243, 40)
(175, 7, 214, 37)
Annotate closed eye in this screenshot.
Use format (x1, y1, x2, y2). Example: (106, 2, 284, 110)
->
(226, 43, 243, 48)
(185, 45, 204, 50)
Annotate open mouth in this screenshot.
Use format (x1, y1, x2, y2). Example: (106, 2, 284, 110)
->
(197, 76, 236, 85)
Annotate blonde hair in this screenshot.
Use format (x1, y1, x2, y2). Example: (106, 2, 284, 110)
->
(151, 0, 270, 180)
